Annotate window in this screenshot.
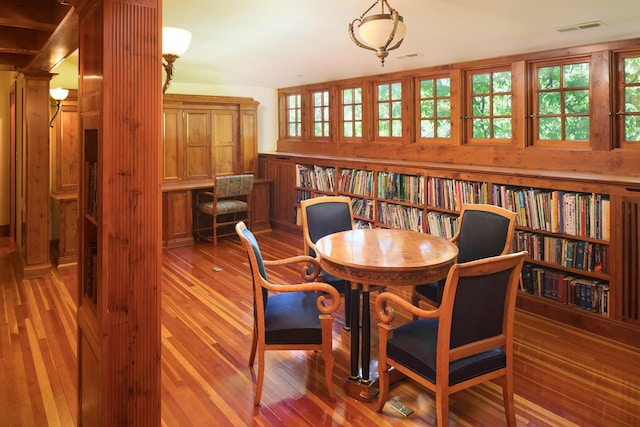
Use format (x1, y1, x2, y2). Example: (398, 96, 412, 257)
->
(342, 87, 363, 139)
(467, 68, 512, 142)
(532, 60, 590, 144)
(376, 81, 403, 138)
(287, 93, 302, 138)
(312, 90, 330, 138)
(417, 76, 451, 141)
(617, 52, 640, 147)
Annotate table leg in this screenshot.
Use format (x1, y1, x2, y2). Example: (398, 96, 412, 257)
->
(361, 286, 371, 383)
(349, 283, 360, 380)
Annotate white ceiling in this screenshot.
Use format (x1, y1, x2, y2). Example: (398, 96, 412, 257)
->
(162, 0, 640, 89)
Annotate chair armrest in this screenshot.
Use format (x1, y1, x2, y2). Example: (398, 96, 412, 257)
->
(263, 255, 321, 281)
(375, 291, 441, 325)
(260, 279, 341, 314)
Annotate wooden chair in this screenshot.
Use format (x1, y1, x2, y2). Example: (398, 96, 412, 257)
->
(300, 196, 355, 329)
(413, 203, 517, 307)
(195, 174, 254, 245)
(375, 251, 528, 426)
(235, 221, 341, 405)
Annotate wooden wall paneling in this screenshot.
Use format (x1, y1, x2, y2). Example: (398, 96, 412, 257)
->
(162, 108, 183, 183)
(250, 179, 272, 232)
(212, 107, 238, 176)
(162, 190, 195, 248)
(183, 109, 211, 181)
(241, 105, 258, 174)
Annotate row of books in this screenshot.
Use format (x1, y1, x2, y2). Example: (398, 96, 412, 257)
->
(377, 172, 425, 204)
(492, 185, 610, 241)
(351, 197, 374, 220)
(427, 177, 489, 211)
(337, 169, 375, 196)
(513, 231, 609, 273)
(426, 211, 458, 239)
(376, 202, 424, 232)
(521, 264, 609, 316)
(84, 242, 98, 305)
(296, 165, 335, 192)
(87, 162, 98, 218)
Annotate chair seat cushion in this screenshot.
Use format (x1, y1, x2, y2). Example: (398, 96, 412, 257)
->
(264, 291, 322, 345)
(199, 200, 248, 215)
(387, 319, 506, 386)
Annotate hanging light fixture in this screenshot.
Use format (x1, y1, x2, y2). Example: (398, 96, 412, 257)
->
(349, 0, 407, 66)
(49, 87, 69, 127)
(162, 27, 192, 94)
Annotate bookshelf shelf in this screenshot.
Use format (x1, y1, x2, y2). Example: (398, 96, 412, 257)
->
(262, 153, 640, 346)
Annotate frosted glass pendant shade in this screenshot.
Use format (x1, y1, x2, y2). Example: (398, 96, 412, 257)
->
(162, 27, 192, 56)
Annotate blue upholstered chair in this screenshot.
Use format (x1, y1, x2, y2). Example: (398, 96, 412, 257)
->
(375, 251, 527, 426)
(195, 174, 254, 245)
(300, 196, 355, 328)
(413, 203, 517, 307)
(235, 221, 340, 405)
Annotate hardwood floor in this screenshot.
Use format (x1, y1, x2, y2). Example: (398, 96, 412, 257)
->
(1, 230, 639, 426)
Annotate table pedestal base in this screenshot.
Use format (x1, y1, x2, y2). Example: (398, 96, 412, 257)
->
(345, 377, 379, 402)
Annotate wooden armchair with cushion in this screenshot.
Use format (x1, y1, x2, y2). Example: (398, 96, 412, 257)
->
(235, 221, 341, 405)
(413, 203, 517, 307)
(195, 174, 254, 245)
(375, 251, 528, 426)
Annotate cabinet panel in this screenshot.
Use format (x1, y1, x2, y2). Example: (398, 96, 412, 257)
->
(163, 108, 182, 182)
(184, 110, 211, 180)
(250, 179, 272, 232)
(213, 109, 238, 176)
(265, 158, 296, 230)
(162, 190, 194, 248)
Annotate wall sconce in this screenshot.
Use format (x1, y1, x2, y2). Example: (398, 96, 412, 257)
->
(162, 27, 192, 94)
(49, 87, 69, 127)
(349, 0, 406, 66)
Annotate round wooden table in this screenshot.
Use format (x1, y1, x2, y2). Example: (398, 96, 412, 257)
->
(315, 228, 458, 401)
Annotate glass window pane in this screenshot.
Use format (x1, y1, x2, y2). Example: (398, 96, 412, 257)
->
(493, 118, 512, 138)
(624, 57, 640, 84)
(379, 120, 390, 137)
(538, 66, 561, 90)
(354, 105, 362, 120)
(378, 84, 389, 101)
(392, 119, 402, 136)
(539, 117, 561, 140)
(343, 89, 353, 104)
(625, 116, 640, 141)
(391, 82, 402, 100)
(421, 100, 434, 118)
(344, 105, 353, 121)
(420, 80, 434, 98)
(472, 73, 490, 94)
(354, 121, 362, 137)
(437, 119, 451, 138)
(344, 123, 352, 137)
(564, 89, 590, 114)
(539, 92, 561, 115)
(564, 63, 589, 88)
(493, 94, 512, 116)
(472, 95, 490, 116)
(379, 103, 389, 119)
(493, 71, 512, 92)
(436, 99, 450, 118)
(354, 88, 362, 103)
(391, 101, 402, 118)
(436, 78, 451, 96)
(314, 108, 322, 121)
(565, 116, 589, 140)
(421, 119, 435, 138)
(472, 118, 491, 138)
(625, 86, 640, 112)
(314, 123, 322, 136)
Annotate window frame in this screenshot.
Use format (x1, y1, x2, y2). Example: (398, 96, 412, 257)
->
(415, 72, 454, 145)
(338, 84, 367, 144)
(310, 88, 331, 141)
(614, 49, 640, 149)
(464, 65, 514, 145)
(530, 57, 592, 148)
(374, 78, 408, 142)
(279, 89, 303, 142)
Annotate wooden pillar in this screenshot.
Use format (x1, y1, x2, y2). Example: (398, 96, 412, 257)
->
(16, 72, 53, 278)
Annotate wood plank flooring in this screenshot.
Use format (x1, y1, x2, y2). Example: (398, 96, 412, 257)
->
(0, 230, 639, 426)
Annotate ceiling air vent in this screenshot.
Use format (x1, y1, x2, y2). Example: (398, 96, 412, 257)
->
(556, 21, 604, 33)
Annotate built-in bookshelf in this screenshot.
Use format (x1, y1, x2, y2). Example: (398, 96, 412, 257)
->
(81, 129, 99, 312)
(271, 157, 634, 342)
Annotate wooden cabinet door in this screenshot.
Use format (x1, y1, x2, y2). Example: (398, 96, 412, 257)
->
(162, 190, 194, 248)
(240, 107, 258, 174)
(265, 158, 296, 230)
(212, 107, 238, 176)
(184, 109, 211, 181)
(163, 108, 183, 183)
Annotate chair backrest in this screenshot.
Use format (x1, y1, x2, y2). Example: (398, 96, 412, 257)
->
(215, 174, 254, 198)
(455, 204, 517, 263)
(235, 221, 269, 310)
(300, 196, 354, 257)
(439, 251, 527, 353)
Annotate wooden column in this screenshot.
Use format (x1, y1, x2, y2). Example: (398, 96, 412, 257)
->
(16, 72, 53, 278)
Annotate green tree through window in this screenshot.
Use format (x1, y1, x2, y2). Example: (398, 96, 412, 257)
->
(312, 90, 330, 138)
(342, 87, 363, 138)
(377, 82, 402, 138)
(468, 69, 512, 140)
(621, 55, 640, 144)
(419, 77, 451, 139)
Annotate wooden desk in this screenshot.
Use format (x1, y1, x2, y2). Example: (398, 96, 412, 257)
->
(315, 228, 458, 401)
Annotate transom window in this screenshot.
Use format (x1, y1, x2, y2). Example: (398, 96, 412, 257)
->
(312, 90, 330, 138)
(467, 69, 512, 142)
(376, 81, 403, 138)
(342, 87, 363, 138)
(617, 53, 640, 147)
(287, 94, 302, 138)
(533, 60, 590, 144)
(418, 76, 451, 140)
